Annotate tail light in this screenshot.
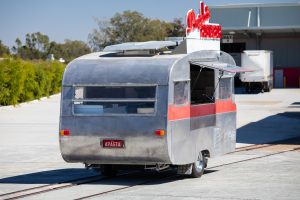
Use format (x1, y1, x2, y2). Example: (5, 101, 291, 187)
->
(155, 129, 165, 136)
(60, 129, 71, 136)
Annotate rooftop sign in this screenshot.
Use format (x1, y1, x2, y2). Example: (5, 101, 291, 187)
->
(185, 1, 222, 53)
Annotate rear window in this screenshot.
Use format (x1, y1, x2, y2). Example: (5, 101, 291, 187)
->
(73, 86, 156, 115)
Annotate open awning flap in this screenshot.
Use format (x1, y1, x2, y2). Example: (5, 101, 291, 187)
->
(190, 61, 256, 73)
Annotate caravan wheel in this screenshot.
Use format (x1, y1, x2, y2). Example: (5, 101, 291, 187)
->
(191, 152, 205, 178)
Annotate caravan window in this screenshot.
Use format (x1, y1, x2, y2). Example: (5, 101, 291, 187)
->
(174, 81, 189, 105)
(190, 64, 215, 104)
(73, 86, 156, 115)
(219, 77, 232, 99)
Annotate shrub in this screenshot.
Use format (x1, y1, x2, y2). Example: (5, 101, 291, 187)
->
(0, 58, 65, 105)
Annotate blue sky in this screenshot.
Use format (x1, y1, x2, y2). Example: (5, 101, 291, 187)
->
(0, 0, 298, 48)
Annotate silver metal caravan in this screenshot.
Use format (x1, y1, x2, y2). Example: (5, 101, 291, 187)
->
(59, 45, 243, 178)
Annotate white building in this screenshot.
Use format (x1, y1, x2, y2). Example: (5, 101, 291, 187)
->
(210, 2, 300, 88)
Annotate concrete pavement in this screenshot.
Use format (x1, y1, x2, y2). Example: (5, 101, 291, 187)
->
(0, 89, 300, 199)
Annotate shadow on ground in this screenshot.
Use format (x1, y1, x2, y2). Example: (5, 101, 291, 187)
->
(0, 168, 217, 185)
(237, 110, 300, 144)
(291, 102, 300, 105)
(0, 168, 98, 184)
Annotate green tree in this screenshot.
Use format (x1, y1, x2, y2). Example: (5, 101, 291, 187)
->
(48, 41, 64, 59)
(88, 19, 113, 51)
(0, 40, 10, 56)
(88, 11, 187, 51)
(0, 58, 26, 105)
(109, 11, 150, 43)
(11, 38, 22, 54)
(166, 18, 186, 37)
(48, 40, 91, 62)
(62, 40, 91, 62)
(12, 33, 90, 61)
(0, 58, 66, 105)
(35, 32, 50, 52)
(13, 32, 50, 60)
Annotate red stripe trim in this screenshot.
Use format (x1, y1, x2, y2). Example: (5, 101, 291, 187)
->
(168, 104, 190, 121)
(168, 99, 236, 121)
(216, 99, 236, 113)
(191, 103, 215, 118)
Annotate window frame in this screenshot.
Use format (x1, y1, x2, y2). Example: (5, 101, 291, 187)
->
(218, 76, 233, 100)
(190, 65, 216, 105)
(72, 84, 158, 116)
(173, 80, 190, 106)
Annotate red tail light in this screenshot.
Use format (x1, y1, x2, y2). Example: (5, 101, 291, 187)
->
(155, 129, 165, 136)
(60, 129, 70, 136)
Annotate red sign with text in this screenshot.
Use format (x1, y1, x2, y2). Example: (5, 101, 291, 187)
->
(186, 1, 222, 39)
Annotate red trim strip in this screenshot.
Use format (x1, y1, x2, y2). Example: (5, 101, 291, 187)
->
(168, 104, 190, 121)
(168, 99, 236, 121)
(216, 99, 236, 113)
(191, 103, 215, 118)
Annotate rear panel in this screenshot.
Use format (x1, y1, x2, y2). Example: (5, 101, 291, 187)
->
(60, 84, 171, 165)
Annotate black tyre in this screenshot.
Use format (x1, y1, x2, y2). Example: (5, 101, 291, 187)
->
(100, 165, 117, 177)
(190, 153, 205, 178)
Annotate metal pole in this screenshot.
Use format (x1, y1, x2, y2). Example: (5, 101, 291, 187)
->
(257, 7, 261, 27)
(248, 10, 252, 27)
